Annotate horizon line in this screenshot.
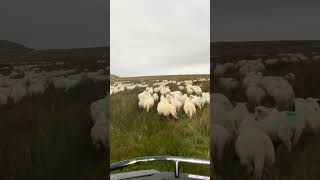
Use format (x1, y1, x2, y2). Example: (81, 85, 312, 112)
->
(0, 39, 109, 50)
(211, 39, 320, 43)
(113, 73, 210, 78)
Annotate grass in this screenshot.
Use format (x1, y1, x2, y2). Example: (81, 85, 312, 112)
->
(211, 41, 320, 179)
(0, 80, 108, 180)
(110, 78, 210, 176)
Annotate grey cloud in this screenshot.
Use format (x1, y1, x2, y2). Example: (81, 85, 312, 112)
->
(0, 0, 108, 49)
(111, 0, 210, 77)
(212, 0, 320, 41)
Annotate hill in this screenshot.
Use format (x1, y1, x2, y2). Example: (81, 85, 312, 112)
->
(0, 40, 32, 56)
(0, 40, 109, 63)
(110, 74, 120, 81)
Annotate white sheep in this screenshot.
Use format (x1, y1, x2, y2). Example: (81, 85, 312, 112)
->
(230, 102, 250, 130)
(214, 64, 226, 76)
(91, 120, 108, 150)
(242, 73, 263, 88)
(9, 83, 27, 103)
(254, 106, 275, 120)
(157, 99, 178, 119)
(178, 86, 185, 91)
(183, 97, 196, 118)
(259, 76, 295, 110)
(235, 121, 275, 180)
(178, 94, 188, 105)
(219, 77, 239, 93)
(190, 95, 205, 110)
(246, 85, 266, 107)
(256, 104, 305, 148)
(138, 98, 144, 109)
(265, 58, 279, 67)
(142, 95, 154, 112)
(212, 124, 232, 163)
(212, 104, 237, 136)
(53, 78, 66, 90)
(90, 98, 107, 124)
(295, 98, 320, 134)
(269, 86, 295, 110)
(186, 88, 193, 95)
(171, 91, 182, 96)
(304, 110, 320, 134)
(138, 91, 148, 100)
(172, 94, 184, 104)
(224, 62, 235, 71)
(236, 60, 247, 68)
(192, 86, 202, 95)
(256, 110, 294, 151)
(238, 60, 265, 76)
(212, 93, 233, 111)
(202, 92, 210, 104)
(152, 93, 159, 102)
(64, 78, 81, 92)
(154, 87, 160, 93)
(146, 87, 154, 94)
(305, 97, 320, 111)
(285, 73, 296, 81)
(279, 111, 306, 147)
(169, 97, 183, 112)
(27, 82, 46, 96)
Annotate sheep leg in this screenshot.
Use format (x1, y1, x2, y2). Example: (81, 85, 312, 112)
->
(246, 163, 254, 176)
(263, 167, 271, 178)
(254, 158, 264, 180)
(171, 111, 178, 119)
(292, 129, 301, 147)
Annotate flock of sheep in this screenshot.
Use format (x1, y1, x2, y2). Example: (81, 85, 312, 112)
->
(111, 78, 210, 119)
(0, 62, 109, 151)
(6, 51, 320, 178)
(0, 64, 108, 106)
(212, 52, 320, 179)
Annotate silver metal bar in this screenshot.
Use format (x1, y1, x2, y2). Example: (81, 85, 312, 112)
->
(110, 156, 210, 172)
(175, 161, 179, 177)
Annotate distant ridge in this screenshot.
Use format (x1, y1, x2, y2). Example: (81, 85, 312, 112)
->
(0, 40, 109, 62)
(110, 74, 119, 78)
(121, 74, 209, 78)
(110, 74, 120, 81)
(211, 40, 320, 46)
(113, 74, 209, 81)
(0, 40, 32, 55)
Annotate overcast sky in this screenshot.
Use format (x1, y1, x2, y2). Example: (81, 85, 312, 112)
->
(212, 0, 320, 42)
(110, 0, 210, 77)
(0, 0, 108, 49)
(2, 0, 319, 49)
